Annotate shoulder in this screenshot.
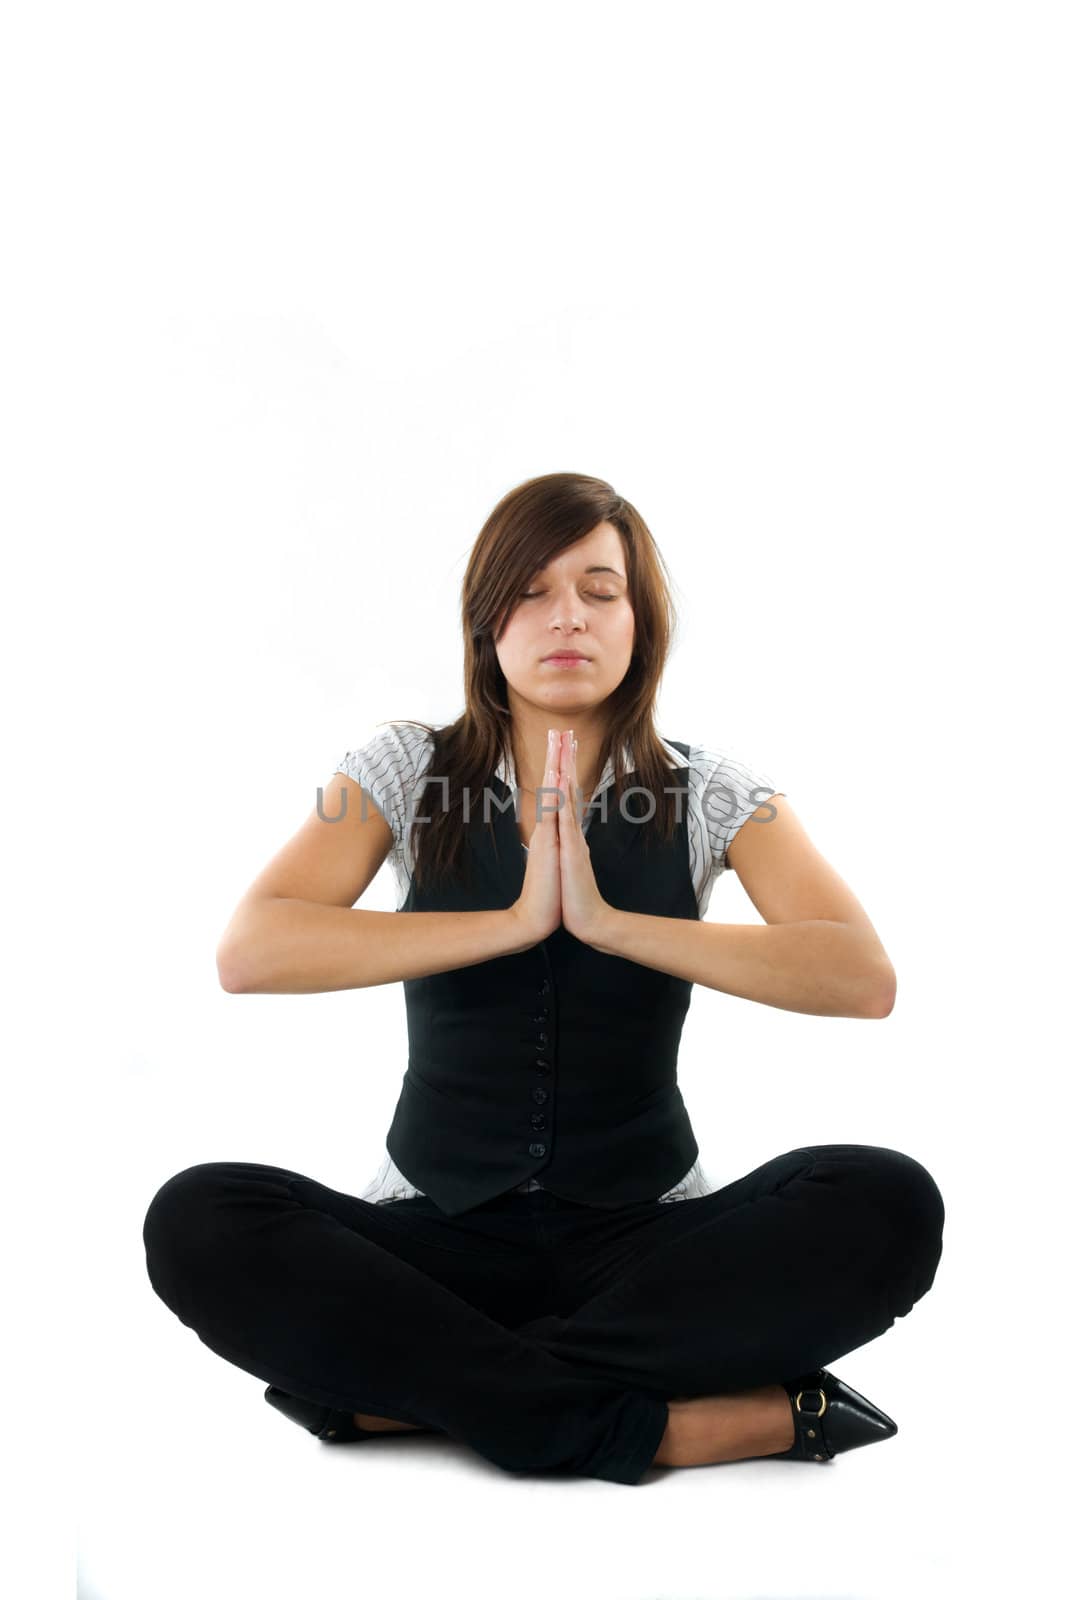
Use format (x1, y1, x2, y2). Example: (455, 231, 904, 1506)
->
(334, 722, 436, 842)
(672, 738, 785, 873)
(337, 720, 434, 779)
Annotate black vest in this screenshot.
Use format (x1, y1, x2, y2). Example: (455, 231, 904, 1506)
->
(384, 740, 701, 1216)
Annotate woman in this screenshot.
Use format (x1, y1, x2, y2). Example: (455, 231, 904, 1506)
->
(143, 471, 944, 1486)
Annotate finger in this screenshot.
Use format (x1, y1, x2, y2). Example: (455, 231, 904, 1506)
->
(546, 765, 560, 827)
(568, 770, 582, 832)
(544, 731, 558, 824)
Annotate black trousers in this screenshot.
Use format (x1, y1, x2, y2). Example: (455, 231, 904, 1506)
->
(142, 1142, 944, 1486)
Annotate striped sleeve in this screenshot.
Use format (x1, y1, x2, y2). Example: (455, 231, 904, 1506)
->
(334, 722, 433, 853)
(701, 748, 785, 872)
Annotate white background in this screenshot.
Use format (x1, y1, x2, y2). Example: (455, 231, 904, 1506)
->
(5, 3, 1082, 1597)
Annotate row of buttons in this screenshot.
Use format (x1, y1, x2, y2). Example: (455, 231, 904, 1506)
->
(529, 976, 551, 1157)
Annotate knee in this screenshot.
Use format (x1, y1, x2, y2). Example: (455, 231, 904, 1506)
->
(805, 1143, 943, 1230)
(142, 1162, 231, 1282)
(803, 1142, 944, 1279)
(852, 1145, 945, 1288)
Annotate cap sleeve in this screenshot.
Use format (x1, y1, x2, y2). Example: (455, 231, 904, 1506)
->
(334, 723, 432, 854)
(701, 749, 785, 872)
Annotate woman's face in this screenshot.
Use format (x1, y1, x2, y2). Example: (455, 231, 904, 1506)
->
(493, 521, 637, 715)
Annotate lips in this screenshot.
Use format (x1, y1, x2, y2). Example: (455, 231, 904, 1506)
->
(543, 652, 589, 661)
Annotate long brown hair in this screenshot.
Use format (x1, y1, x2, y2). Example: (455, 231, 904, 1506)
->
(390, 471, 683, 896)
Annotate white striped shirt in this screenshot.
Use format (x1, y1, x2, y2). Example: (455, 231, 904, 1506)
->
(335, 722, 784, 1206)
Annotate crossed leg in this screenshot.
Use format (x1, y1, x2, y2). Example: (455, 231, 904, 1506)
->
(516, 1144, 945, 1466)
(143, 1146, 942, 1479)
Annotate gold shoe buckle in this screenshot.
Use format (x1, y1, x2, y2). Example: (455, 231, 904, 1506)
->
(794, 1386, 828, 1418)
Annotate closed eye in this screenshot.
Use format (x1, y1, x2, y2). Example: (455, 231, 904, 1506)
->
(521, 591, 618, 601)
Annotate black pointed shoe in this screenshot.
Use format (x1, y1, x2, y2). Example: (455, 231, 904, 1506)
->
(773, 1367, 898, 1462)
(264, 1385, 440, 1444)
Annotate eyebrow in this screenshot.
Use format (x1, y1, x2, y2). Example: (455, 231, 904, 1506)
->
(535, 564, 627, 583)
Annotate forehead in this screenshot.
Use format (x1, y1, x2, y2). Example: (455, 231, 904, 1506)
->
(536, 522, 625, 573)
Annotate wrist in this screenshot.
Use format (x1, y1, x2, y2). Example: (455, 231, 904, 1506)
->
(505, 904, 541, 955)
(584, 903, 622, 954)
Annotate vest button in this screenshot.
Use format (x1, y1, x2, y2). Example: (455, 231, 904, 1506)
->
(530, 1113, 546, 1130)
(532, 1087, 549, 1103)
(529, 1142, 547, 1157)
(540, 980, 551, 995)
(532, 1012, 548, 1024)
(537, 1031, 548, 1044)
(534, 1062, 551, 1076)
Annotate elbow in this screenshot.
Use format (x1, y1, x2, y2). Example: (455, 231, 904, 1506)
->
(217, 901, 267, 993)
(864, 964, 897, 1019)
(216, 940, 251, 994)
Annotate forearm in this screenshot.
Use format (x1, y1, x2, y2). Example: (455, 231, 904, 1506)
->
(590, 910, 894, 1018)
(218, 899, 530, 995)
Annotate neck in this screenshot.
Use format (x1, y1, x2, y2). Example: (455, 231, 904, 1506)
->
(509, 716, 606, 802)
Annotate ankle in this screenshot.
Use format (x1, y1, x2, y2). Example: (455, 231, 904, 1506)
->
(654, 1385, 794, 1468)
(352, 1412, 424, 1432)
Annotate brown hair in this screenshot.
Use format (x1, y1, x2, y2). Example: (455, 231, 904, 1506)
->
(389, 471, 683, 896)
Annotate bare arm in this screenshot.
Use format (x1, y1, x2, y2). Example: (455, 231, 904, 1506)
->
(216, 771, 532, 994)
(587, 794, 896, 1019)
(220, 899, 532, 994)
(589, 912, 891, 1017)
